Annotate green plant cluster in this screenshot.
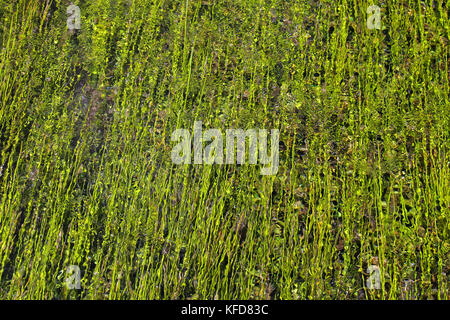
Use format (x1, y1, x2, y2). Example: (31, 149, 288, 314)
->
(0, 0, 448, 299)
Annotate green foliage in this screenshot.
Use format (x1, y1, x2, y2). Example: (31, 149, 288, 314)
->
(0, 0, 448, 299)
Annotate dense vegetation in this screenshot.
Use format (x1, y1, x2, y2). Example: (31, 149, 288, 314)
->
(0, 0, 448, 299)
